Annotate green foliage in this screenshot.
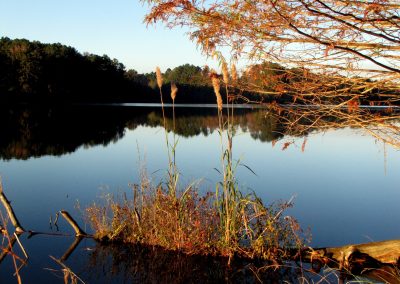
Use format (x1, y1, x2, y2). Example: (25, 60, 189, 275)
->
(165, 64, 207, 86)
(0, 37, 148, 102)
(0, 37, 301, 104)
(125, 69, 148, 86)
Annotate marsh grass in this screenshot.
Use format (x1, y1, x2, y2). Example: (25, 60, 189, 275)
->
(156, 67, 179, 197)
(87, 183, 220, 254)
(85, 66, 305, 262)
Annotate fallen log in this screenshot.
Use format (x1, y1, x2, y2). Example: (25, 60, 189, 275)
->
(309, 239, 400, 266)
(303, 239, 400, 283)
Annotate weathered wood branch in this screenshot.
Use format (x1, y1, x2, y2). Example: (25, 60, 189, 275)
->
(309, 239, 400, 265)
(0, 184, 24, 233)
(60, 210, 86, 237)
(296, 239, 400, 283)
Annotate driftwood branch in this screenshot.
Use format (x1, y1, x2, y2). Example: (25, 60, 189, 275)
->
(60, 211, 86, 237)
(0, 186, 88, 238)
(309, 239, 400, 266)
(0, 183, 24, 233)
(300, 239, 400, 283)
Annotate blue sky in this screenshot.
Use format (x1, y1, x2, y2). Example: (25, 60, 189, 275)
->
(0, 0, 215, 73)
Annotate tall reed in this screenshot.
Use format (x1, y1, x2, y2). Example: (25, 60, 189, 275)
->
(212, 64, 241, 262)
(155, 67, 178, 197)
(170, 82, 178, 176)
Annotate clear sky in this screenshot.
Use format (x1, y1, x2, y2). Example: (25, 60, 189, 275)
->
(0, 0, 215, 73)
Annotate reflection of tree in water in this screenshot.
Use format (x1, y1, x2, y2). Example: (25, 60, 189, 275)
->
(0, 106, 286, 160)
(143, 107, 285, 141)
(269, 104, 400, 149)
(0, 105, 128, 160)
(1, 104, 398, 160)
(242, 111, 284, 142)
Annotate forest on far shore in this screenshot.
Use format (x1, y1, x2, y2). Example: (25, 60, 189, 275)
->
(0, 37, 395, 105)
(0, 37, 242, 104)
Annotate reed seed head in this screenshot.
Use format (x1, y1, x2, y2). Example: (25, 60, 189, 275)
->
(171, 82, 178, 101)
(156, 66, 163, 89)
(216, 94, 223, 111)
(222, 61, 229, 85)
(231, 63, 238, 83)
(210, 70, 223, 111)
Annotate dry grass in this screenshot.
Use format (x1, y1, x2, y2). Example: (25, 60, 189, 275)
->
(87, 184, 218, 254)
(85, 179, 302, 260)
(85, 65, 304, 262)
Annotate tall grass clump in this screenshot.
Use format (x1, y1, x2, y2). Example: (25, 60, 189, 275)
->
(85, 65, 305, 262)
(211, 64, 302, 262)
(155, 67, 178, 197)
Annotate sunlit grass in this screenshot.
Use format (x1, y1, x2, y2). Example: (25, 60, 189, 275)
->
(85, 66, 304, 262)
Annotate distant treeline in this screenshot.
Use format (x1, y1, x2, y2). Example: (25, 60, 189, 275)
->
(0, 38, 213, 103)
(0, 37, 136, 102)
(1, 37, 395, 105)
(0, 37, 243, 104)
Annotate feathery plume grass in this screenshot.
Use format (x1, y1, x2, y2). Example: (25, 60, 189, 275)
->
(156, 66, 163, 89)
(171, 82, 178, 101)
(222, 61, 229, 85)
(170, 81, 178, 189)
(155, 66, 173, 195)
(231, 63, 237, 83)
(211, 71, 223, 111)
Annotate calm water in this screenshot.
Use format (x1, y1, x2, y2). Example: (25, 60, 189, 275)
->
(0, 104, 399, 283)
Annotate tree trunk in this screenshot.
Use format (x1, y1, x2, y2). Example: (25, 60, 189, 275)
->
(303, 239, 400, 283)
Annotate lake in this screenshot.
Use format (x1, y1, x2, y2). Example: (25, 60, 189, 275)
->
(0, 104, 399, 283)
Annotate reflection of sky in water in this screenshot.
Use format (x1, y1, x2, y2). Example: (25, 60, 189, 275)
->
(0, 125, 399, 249)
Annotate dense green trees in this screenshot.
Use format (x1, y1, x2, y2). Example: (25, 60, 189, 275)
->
(0, 37, 149, 102)
(0, 37, 221, 103)
(0, 37, 290, 104)
(143, 64, 209, 89)
(165, 64, 207, 86)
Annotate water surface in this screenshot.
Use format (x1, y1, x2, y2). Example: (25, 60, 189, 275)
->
(0, 104, 399, 283)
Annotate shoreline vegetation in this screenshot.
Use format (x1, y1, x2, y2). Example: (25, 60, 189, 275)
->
(82, 67, 400, 282)
(84, 67, 300, 262)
